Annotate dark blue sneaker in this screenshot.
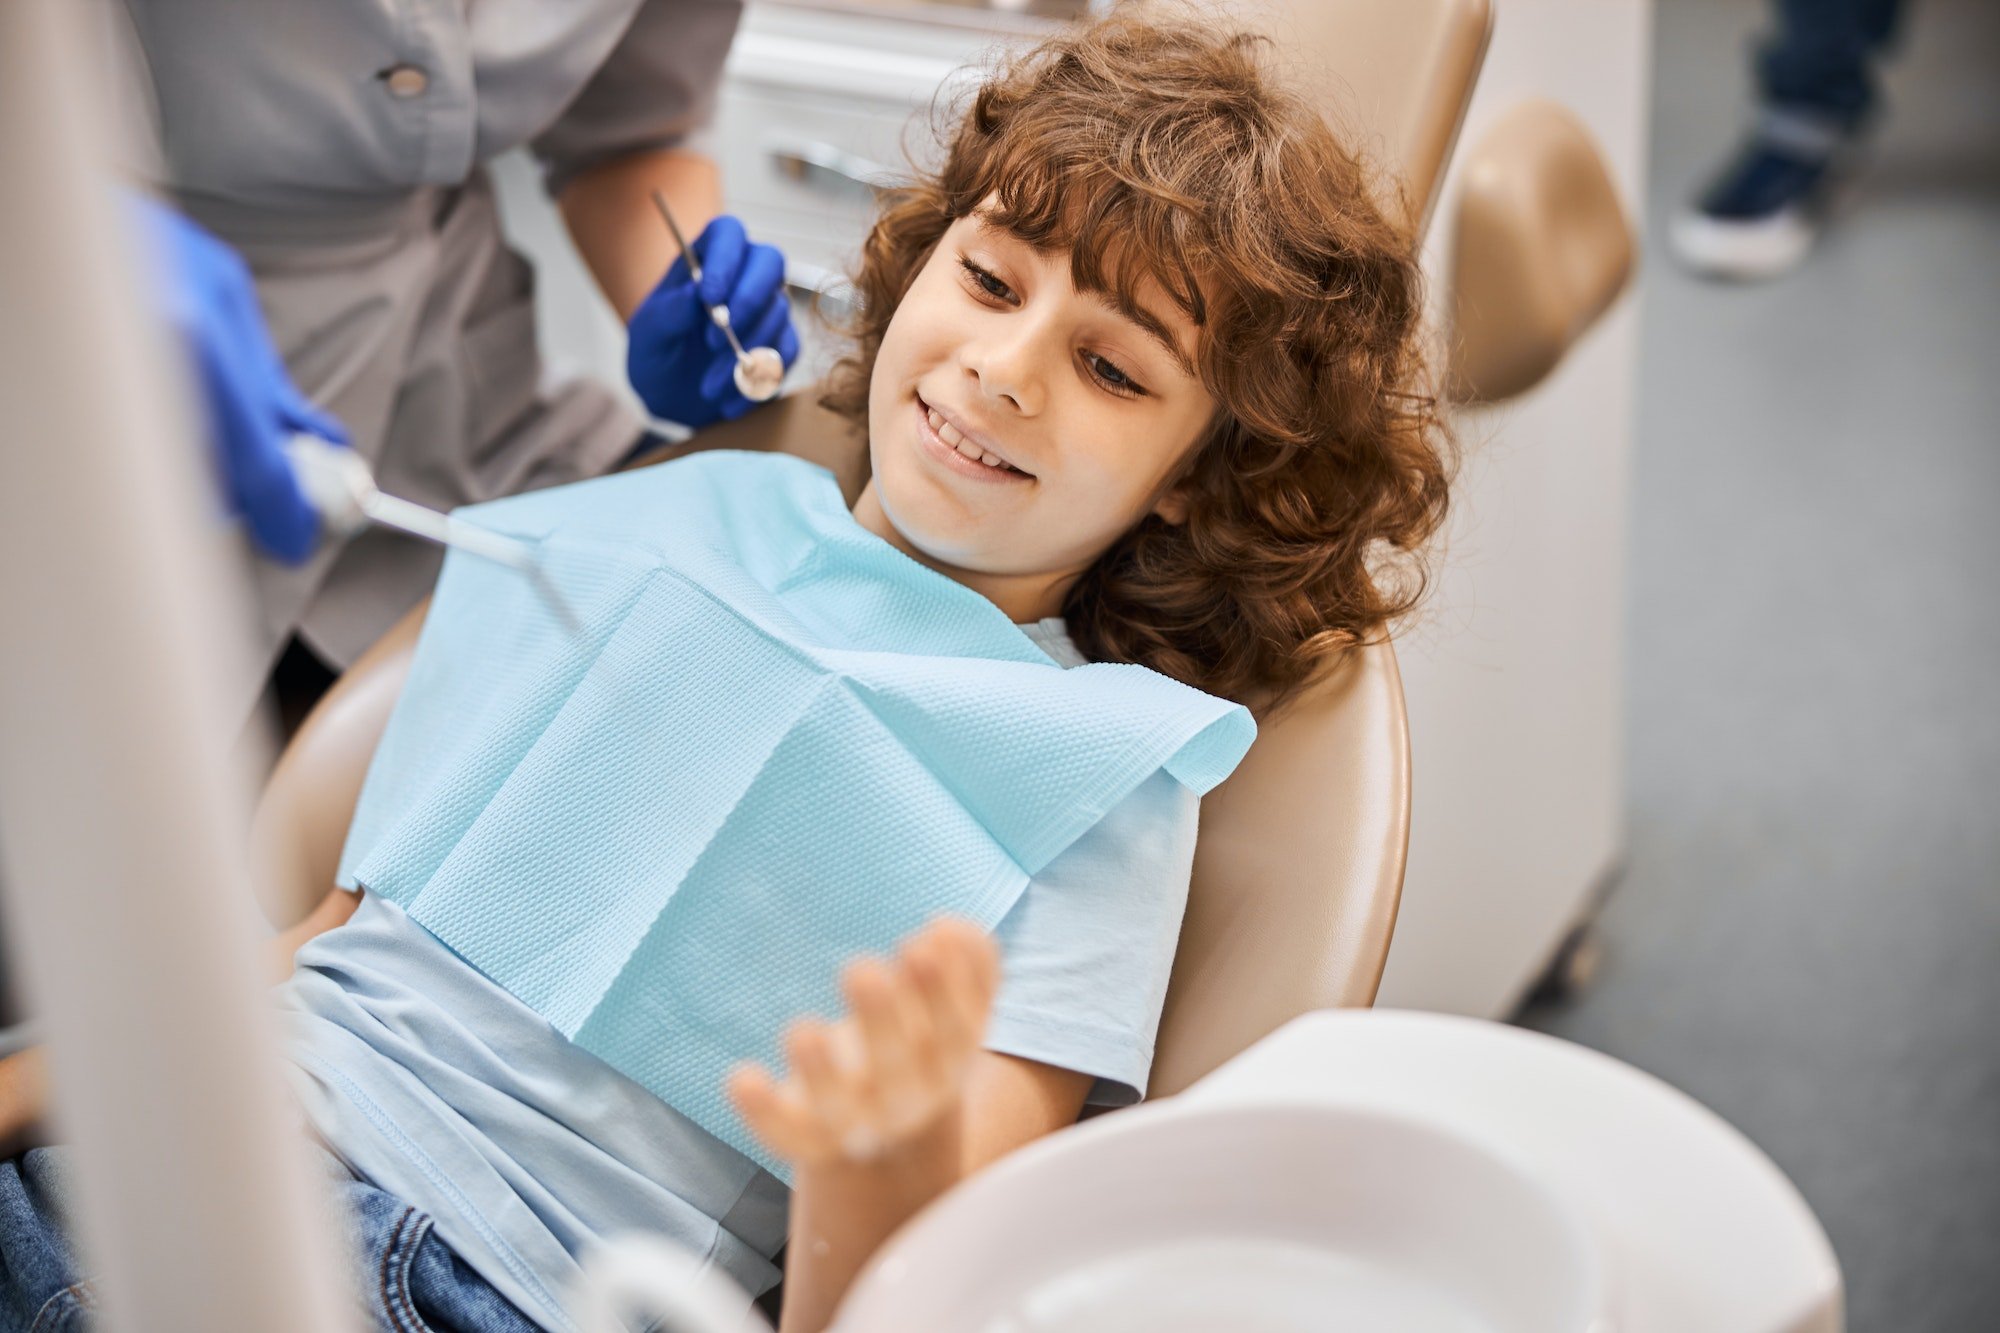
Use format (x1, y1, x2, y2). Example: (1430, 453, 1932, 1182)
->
(1670, 106, 1863, 280)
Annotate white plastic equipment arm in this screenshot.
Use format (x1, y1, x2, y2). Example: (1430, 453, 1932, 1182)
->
(0, 3, 355, 1330)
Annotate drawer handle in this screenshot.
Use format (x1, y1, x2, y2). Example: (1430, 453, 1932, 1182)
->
(767, 137, 900, 199)
(785, 260, 857, 320)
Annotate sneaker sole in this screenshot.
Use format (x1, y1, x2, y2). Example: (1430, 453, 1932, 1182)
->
(1668, 207, 1815, 281)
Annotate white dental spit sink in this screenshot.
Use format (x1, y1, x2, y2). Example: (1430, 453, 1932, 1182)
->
(830, 1101, 1613, 1333)
(576, 1014, 1836, 1333)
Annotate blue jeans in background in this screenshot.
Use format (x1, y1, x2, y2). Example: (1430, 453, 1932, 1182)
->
(1756, 0, 1909, 125)
(0, 1147, 542, 1333)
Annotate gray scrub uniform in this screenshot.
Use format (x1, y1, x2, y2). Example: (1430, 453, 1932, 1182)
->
(115, 0, 744, 698)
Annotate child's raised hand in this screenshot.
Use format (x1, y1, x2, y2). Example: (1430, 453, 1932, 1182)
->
(725, 918, 1000, 1170)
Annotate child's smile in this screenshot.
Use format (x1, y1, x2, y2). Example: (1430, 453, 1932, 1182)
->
(914, 393, 1033, 481)
(852, 209, 1215, 623)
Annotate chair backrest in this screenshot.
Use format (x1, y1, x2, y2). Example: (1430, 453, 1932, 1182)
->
(1244, 0, 1492, 237)
(1448, 99, 1636, 403)
(252, 0, 1490, 1096)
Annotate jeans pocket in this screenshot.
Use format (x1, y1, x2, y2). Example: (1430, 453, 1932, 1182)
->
(338, 1181, 436, 1333)
(26, 1279, 97, 1333)
(401, 1229, 541, 1333)
(328, 1166, 539, 1333)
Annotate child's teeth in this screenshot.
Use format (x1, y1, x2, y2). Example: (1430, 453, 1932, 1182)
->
(926, 405, 1015, 471)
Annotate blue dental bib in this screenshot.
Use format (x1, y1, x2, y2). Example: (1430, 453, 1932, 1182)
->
(337, 450, 1255, 1179)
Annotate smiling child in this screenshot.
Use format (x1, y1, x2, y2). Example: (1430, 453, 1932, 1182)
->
(0, 12, 1451, 1333)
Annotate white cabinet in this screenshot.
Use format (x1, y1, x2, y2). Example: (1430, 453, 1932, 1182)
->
(716, 3, 1055, 331)
(1375, 0, 1650, 1017)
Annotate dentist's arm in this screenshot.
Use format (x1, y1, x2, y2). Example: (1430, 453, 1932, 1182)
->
(558, 147, 721, 323)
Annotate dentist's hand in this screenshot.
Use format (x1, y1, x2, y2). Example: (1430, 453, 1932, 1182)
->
(626, 214, 800, 429)
(131, 193, 348, 564)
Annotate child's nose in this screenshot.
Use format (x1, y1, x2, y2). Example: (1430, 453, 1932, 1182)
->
(957, 325, 1047, 417)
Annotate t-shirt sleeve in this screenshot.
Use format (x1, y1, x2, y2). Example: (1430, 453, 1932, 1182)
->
(532, 0, 745, 196)
(983, 768, 1199, 1107)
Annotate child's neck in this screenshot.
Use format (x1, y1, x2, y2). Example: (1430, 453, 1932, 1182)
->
(850, 483, 1076, 624)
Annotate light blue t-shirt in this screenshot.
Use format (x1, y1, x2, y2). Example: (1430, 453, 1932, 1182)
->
(277, 619, 1201, 1333)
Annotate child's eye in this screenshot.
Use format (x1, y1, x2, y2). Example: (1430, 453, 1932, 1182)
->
(1084, 351, 1147, 398)
(958, 257, 1017, 305)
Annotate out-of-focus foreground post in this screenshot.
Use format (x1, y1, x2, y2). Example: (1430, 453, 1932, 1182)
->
(0, 1, 354, 1329)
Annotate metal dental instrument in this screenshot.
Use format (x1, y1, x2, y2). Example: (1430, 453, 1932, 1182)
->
(283, 434, 583, 633)
(649, 190, 786, 403)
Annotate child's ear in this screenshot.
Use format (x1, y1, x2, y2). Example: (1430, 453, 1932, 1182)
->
(1152, 488, 1190, 525)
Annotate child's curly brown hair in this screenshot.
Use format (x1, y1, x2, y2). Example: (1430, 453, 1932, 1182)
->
(822, 10, 1453, 713)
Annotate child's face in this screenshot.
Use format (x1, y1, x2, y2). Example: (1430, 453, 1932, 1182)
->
(852, 210, 1215, 622)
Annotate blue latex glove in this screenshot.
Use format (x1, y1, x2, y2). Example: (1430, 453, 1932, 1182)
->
(627, 214, 801, 429)
(131, 193, 348, 564)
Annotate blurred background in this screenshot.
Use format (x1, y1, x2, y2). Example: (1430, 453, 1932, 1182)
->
(1517, 1, 2000, 1329)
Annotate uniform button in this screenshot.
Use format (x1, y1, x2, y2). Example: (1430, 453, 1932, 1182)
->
(382, 64, 429, 98)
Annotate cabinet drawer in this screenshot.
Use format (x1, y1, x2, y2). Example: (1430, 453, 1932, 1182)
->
(714, 8, 1047, 311)
(714, 82, 926, 224)
(734, 203, 869, 307)
(713, 18, 1034, 223)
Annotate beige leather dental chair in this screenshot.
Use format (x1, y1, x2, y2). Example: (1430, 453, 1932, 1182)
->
(250, 0, 1496, 1101)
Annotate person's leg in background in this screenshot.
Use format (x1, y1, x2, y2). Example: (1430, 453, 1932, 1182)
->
(1758, 0, 1907, 126)
(1671, 0, 1909, 280)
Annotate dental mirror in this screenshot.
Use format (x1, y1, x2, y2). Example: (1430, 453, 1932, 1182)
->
(649, 191, 786, 403)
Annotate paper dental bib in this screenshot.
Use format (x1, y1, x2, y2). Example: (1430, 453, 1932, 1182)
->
(337, 450, 1255, 1179)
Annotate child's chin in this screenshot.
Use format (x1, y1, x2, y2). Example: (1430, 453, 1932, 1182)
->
(889, 498, 994, 571)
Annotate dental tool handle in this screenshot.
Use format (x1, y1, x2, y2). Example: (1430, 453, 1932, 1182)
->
(282, 432, 373, 539)
(358, 490, 528, 571)
(287, 432, 523, 569)
(650, 190, 785, 403)
(652, 190, 748, 362)
(708, 303, 753, 363)
(283, 433, 584, 632)
(651, 189, 703, 284)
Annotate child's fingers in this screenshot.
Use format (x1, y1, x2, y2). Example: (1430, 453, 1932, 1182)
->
(900, 932, 958, 1088)
(952, 918, 1003, 1003)
(920, 920, 1000, 1071)
(786, 1018, 841, 1099)
(843, 956, 931, 1118)
(725, 1062, 828, 1163)
(910, 925, 974, 1053)
(786, 1017, 866, 1143)
(932, 915, 999, 991)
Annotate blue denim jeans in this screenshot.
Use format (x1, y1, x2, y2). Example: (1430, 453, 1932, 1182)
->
(1756, 0, 1907, 124)
(0, 1147, 541, 1332)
